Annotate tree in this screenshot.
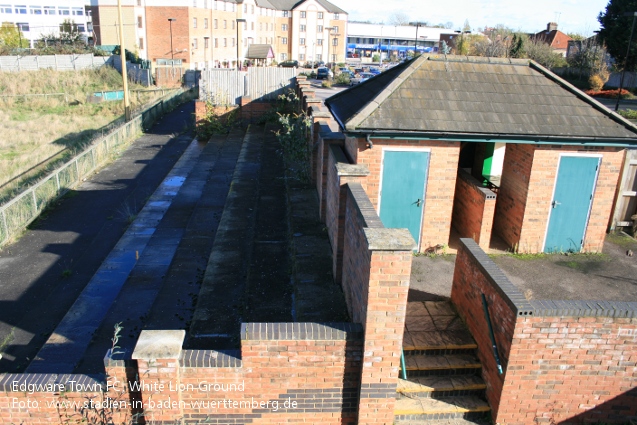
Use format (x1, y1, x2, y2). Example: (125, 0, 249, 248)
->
(59, 19, 83, 44)
(388, 12, 410, 26)
(597, 0, 637, 71)
(0, 22, 27, 48)
(524, 38, 568, 68)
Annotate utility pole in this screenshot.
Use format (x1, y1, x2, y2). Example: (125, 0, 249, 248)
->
(117, 0, 131, 121)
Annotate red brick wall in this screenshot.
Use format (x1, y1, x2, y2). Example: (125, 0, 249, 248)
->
(451, 169, 497, 250)
(493, 143, 534, 250)
(194, 100, 240, 138)
(146, 7, 190, 66)
(452, 238, 637, 424)
(240, 96, 272, 123)
(346, 137, 460, 251)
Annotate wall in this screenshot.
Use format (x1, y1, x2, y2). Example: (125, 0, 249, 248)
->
(344, 137, 460, 251)
(451, 168, 497, 250)
(0, 54, 110, 72)
(495, 144, 624, 253)
(452, 238, 637, 424)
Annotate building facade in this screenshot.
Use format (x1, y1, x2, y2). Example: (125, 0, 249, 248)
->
(90, 0, 347, 70)
(346, 22, 448, 61)
(0, 0, 91, 47)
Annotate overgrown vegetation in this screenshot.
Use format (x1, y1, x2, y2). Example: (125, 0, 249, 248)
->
(0, 66, 163, 202)
(195, 103, 239, 140)
(618, 109, 637, 120)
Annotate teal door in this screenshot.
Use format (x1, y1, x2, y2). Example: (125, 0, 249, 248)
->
(379, 150, 429, 245)
(544, 156, 600, 253)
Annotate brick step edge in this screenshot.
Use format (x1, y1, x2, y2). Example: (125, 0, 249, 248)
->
(397, 377, 486, 398)
(394, 395, 490, 416)
(402, 354, 482, 371)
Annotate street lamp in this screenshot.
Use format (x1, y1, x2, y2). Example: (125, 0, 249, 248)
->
(236, 18, 246, 69)
(327, 26, 337, 70)
(168, 18, 176, 61)
(410, 21, 426, 57)
(204, 36, 209, 69)
(615, 11, 637, 112)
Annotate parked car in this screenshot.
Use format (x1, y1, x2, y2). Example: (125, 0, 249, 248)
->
(368, 67, 382, 75)
(279, 60, 299, 68)
(316, 67, 333, 80)
(349, 72, 375, 86)
(340, 70, 355, 78)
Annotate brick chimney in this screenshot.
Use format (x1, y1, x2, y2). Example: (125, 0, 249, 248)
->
(547, 22, 558, 32)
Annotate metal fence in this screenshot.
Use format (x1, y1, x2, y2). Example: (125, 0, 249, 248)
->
(0, 54, 111, 72)
(111, 56, 151, 87)
(0, 87, 197, 248)
(200, 67, 296, 105)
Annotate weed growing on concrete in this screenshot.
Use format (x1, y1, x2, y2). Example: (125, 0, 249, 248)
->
(111, 322, 124, 357)
(275, 112, 312, 182)
(196, 103, 239, 140)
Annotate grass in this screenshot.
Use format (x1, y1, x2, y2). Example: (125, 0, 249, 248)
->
(0, 67, 164, 203)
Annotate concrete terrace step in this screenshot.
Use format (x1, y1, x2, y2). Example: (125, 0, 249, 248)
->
(403, 354, 482, 376)
(397, 376, 486, 398)
(404, 301, 476, 352)
(394, 395, 490, 420)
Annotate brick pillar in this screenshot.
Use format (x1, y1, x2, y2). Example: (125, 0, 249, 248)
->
(357, 228, 414, 425)
(312, 113, 337, 187)
(297, 81, 311, 103)
(240, 96, 252, 123)
(302, 90, 316, 112)
(194, 100, 207, 126)
(132, 330, 185, 423)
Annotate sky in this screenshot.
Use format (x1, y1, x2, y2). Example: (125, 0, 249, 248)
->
(342, 0, 611, 36)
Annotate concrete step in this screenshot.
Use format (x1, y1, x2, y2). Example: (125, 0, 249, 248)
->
(402, 353, 482, 376)
(404, 301, 476, 352)
(397, 376, 486, 399)
(394, 395, 490, 421)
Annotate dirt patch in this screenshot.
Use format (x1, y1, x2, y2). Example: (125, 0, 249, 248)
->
(409, 233, 637, 302)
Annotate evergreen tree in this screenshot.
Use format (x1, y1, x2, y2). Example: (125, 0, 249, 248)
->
(598, 0, 637, 70)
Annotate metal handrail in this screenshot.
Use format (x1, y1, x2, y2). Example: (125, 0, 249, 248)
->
(482, 293, 503, 375)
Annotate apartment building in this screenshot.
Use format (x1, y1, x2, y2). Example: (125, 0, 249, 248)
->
(90, 0, 347, 70)
(0, 0, 91, 47)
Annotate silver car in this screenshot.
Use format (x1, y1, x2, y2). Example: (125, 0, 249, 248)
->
(349, 72, 375, 86)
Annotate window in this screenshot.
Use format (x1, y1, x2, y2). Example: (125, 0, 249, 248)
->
(299, 38, 305, 45)
(333, 26, 339, 34)
(204, 0, 207, 8)
(299, 24, 305, 32)
(299, 53, 305, 60)
(214, 0, 217, 9)
(334, 13, 339, 19)
(317, 25, 322, 32)
(243, 21, 246, 30)
(214, 38, 218, 47)
(193, 38, 198, 49)
(214, 19, 217, 29)
(281, 37, 287, 44)
(29, 6, 42, 14)
(193, 17, 197, 28)
(251, 22, 254, 30)
(317, 12, 323, 19)
(223, 20, 226, 29)
(300, 11, 306, 18)
(280, 53, 287, 61)
(316, 54, 322, 60)
(15, 5, 26, 14)
(58, 6, 69, 15)
(72, 7, 83, 15)
(223, 38, 227, 47)
(244, 4, 247, 12)
(204, 18, 208, 28)
(282, 11, 288, 17)
(232, 38, 235, 47)
(77, 24, 85, 32)
(317, 39, 323, 45)
(43, 6, 55, 15)
(332, 38, 338, 46)
(16, 22, 28, 31)
(193, 0, 197, 6)
(232, 20, 235, 29)
(139, 37, 144, 49)
(251, 5, 254, 13)
(137, 0, 141, 5)
(0, 5, 12, 14)
(281, 24, 287, 31)
(137, 16, 142, 28)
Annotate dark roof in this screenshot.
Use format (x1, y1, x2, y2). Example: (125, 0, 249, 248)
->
(255, 0, 346, 13)
(324, 55, 637, 144)
(246, 44, 274, 59)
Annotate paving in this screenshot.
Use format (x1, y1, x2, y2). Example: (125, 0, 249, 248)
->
(409, 234, 637, 302)
(0, 104, 195, 373)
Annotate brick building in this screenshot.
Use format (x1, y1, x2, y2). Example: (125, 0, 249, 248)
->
(324, 55, 637, 254)
(90, 0, 348, 71)
(531, 22, 572, 56)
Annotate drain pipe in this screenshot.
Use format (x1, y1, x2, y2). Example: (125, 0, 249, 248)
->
(366, 134, 374, 149)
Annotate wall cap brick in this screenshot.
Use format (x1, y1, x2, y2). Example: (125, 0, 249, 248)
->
(364, 228, 416, 251)
(346, 182, 383, 229)
(132, 330, 185, 360)
(312, 111, 332, 119)
(458, 168, 497, 200)
(240, 322, 363, 341)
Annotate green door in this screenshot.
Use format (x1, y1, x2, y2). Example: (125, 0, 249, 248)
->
(379, 150, 429, 245)
(544, 156, 600, 253)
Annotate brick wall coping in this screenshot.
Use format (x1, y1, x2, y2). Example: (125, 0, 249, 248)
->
(312, 111, 332, 119)
(364, 228, 416, 251)
(347, 183, 383, 229)
(240, 322, 363, 341)
(460, 238, 535, 316)
(302, 89, 316, 96)
(132, 329, 185, 360)
(461, 238, 637, 318)
(180, 349, 242, 368)
(307, 98, 322, 104)
(296, 75, 307, 81)
(0, 373, 106, 392)
(329, 144, 369, 177)
(458, 168, 496, 200)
